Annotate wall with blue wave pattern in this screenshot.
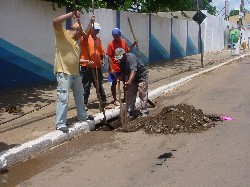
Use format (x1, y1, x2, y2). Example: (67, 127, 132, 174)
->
(0, 39, 55, 90)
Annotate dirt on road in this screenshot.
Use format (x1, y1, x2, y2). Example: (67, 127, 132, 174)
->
(0, 50, 249, 187)
(96, 103, 221, 134)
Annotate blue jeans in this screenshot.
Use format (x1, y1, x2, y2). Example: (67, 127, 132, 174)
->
(55, 73, 87, 129)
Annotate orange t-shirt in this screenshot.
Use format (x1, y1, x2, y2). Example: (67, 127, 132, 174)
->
(80, 35, 104, 69)
(106, 39, 128, 72)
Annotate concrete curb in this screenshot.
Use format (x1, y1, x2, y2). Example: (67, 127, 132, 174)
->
(0, 52, 249, 170)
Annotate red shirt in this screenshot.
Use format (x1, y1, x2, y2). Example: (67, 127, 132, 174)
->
(106, 39, 128, 72)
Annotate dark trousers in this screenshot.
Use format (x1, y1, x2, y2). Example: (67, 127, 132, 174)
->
(80, 66, 106, 105)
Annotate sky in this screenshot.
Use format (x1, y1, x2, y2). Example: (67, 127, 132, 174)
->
(211, 0, 243, 16)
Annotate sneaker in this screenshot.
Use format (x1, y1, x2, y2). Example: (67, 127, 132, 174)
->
(141, 110, 149, 117)
(56, 126, 69, 133)
(85, 106, 88, 111)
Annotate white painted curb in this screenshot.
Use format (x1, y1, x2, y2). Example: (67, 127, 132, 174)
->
(0, 52, 249, 170)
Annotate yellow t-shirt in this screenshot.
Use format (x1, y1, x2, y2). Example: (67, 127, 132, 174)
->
(54, 28, 80, 75)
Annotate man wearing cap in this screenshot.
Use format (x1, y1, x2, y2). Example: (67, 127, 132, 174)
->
(106, 28, 138, 106)
(80, 21, 107, 109)
(115, 48, 149, 117)
(53, 11, 94, 133)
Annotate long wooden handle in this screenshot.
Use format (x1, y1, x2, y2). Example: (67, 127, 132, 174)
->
(118, 81, 124, 126)
(124, 76, 128, 124)
(89, 0, 106, 121)
(72, 0, 86, 35)
(72, 0, 106, 122)
(127, 17, 141, 60)
(91, 0, 101, 100)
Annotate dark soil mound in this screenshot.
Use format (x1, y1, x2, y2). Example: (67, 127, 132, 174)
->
(142, 104, 218, 134)
(96, 104, 221, 134)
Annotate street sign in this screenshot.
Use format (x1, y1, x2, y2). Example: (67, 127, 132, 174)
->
(192, 10, 207, 24)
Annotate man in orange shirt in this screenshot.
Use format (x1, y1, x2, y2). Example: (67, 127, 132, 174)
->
(106, 28, 137, 106)
(80, 22, 107, 109)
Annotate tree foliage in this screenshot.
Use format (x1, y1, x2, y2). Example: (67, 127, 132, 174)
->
(229, 9, 239, 17)
(43, 0, 217, 15)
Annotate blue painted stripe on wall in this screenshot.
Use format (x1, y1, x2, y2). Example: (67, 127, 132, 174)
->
(186, 35, 198, 56)
(66, 6, 72, 30)
(0, 39, 55, 90)
(186, 21, 197, 55)
(170, 18, 186, 59)
(170, 34, 186, 59)
(148, 13, 152, 63)
(0, 39, 55, 80)
(124, 35, 148, 64)
(149, 13, 152, 41)
(116, 10, 120, 28)
(149, 34, 170, 63)
(0, 54, 54, 90)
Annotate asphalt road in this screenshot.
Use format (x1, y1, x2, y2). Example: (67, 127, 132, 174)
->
(2, 57, 250, 186)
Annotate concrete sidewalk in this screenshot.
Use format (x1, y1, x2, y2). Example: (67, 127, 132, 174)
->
(0, 49, 249, 170)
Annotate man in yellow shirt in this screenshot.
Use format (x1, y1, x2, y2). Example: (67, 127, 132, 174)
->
(53, 11, 93, 133)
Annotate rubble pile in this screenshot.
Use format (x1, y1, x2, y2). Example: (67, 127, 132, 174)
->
(142, 104, 218, 134)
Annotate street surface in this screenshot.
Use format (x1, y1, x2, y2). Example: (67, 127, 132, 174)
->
(2, 56, 250, 186)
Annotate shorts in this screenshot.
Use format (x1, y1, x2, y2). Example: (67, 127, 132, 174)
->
(108, 72, 121, 84)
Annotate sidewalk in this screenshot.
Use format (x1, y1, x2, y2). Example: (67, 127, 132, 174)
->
(0, 49, 249, 170)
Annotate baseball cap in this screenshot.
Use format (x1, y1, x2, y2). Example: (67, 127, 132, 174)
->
(115, 48, 125, 60)
(94, 22, 101, 30)
(112, 28, 121, 35)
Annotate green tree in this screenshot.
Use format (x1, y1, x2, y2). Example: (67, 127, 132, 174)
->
(43, 0, 217, 15)
(229, 9, 239, 16)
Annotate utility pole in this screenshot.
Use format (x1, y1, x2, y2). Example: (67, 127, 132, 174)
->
(225, 0, 229, 20)
(225, 1, 227, 20)
(192, 0, 206, 67)
(240, 0, 244, 28)
(197, 0, 204, 68)
(240, 0, 244, 42)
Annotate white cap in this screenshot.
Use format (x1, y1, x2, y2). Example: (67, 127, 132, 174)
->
(94, 22, 101, 30)
(115, 48, 125, 60)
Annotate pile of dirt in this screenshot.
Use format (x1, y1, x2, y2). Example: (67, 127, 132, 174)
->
(103, 104, 221, 134)
(141, 104, 219, 134)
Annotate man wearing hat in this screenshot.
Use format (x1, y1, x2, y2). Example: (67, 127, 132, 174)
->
(79, 21, 107, 110)
(53, 11, 94, 133)
(106, 28, 138, 106)
(115, 48, 149, 117)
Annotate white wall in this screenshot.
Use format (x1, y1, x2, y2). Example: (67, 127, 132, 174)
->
(205, 13, 228, 51)
(0, 0, 232, 66)
(0, 0, 64, 64)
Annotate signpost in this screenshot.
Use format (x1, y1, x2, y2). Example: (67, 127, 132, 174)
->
(192, 0, 206, 68)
